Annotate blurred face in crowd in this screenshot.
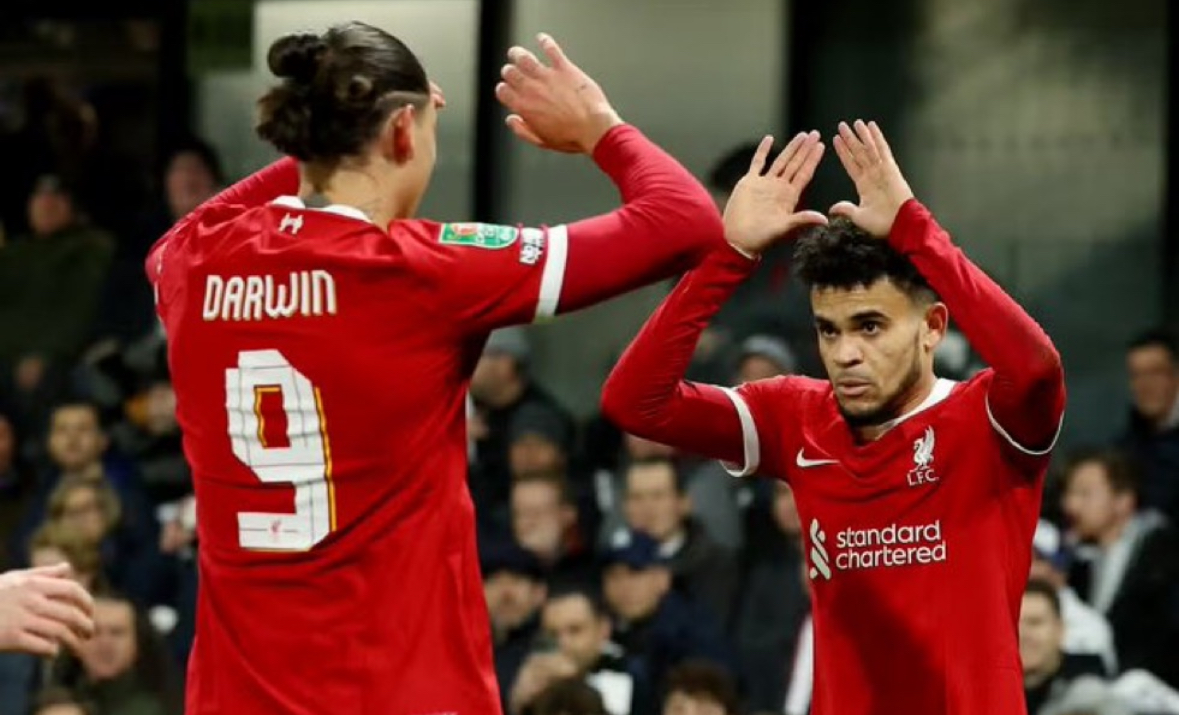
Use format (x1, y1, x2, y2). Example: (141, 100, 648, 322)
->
(483, 571, 545, 635)
(1126, 344, 1179, 427)
(55, 483, 111, 544)
(1028, 555, 1065, 590)
(1019, 592, 1064, 679)
(773, 482, 802, 537)
(1061, 460, 1134, 544)
(165, 150, 219, 219)
(541, 593, 610, 673)
(78, 597, 137, 682)
(0, 415, 14, 472)
(624, 461, 688, 543)
(28, 187, 75, 237)
(603, 564, 669, 622)
(813, 281, 944, 429)
(143, 382, 178, 436)
(736, 355, 783, 385)
(512, 480, 574, 561)
(36, 705, 87, 715)
(48, 405, 107, 474)
(29, 544, 98, 591)
(510, 434, 566, 478)
(664, 691, 727, 715)
(624, 433, 675, 461)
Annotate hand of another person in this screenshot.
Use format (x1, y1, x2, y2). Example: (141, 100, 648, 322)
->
(0, 563, 94, 657)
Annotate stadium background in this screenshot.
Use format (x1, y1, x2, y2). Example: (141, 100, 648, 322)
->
(0, 0, 1175, 714)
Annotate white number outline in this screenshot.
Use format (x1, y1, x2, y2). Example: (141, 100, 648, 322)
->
(225, 349, 335, 551)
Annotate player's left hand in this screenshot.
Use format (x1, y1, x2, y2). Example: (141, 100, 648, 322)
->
(830, 120, 915, 238)
(723, 131, 827, 257)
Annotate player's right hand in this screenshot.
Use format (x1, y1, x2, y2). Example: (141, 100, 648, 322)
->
(0, 563, 94, 657)
(724, 131, 827, 257)
(495, 33, 623, 154)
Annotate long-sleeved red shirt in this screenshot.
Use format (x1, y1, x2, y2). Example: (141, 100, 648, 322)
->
(145, 124, 724, 715)
(601, 199, 1066, 715)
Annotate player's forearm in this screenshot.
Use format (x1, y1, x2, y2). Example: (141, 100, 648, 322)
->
(600, 247, 754, 463)
(556, 125, 724, 312)
(891, 199, 1065, 446)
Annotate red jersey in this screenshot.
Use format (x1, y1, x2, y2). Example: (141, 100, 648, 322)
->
(601, 200, 1067, 715)
(147, 125, 723, 715)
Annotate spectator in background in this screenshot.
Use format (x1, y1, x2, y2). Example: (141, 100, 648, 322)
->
(733, 481, 810, 712)
(108, 380, 189, 506)
(470, 328, 575, 525)
(1030, 520, 1117, 674)
(601, 529, 733, 696)
(733, 334, 796, 385)
(661, 661, 740, 715)
(540, 588, 649, 715)
(11, 402, 158, 560)
(593, 434, 677, 552)
(528, 678, 609, 715)
(511, 472, 598, 592)
(30, 686, 96, 715)
(1020, 579, 1114, 715)
(50, 590, 181, 715)
(483, 541, 549, 713)
(28, 524, 106, 593)
(619, 458, 736, 627)
(0, 175, 114, 408)
(1060, 449, 1179, 686)
(1119, 329, 1179, 524)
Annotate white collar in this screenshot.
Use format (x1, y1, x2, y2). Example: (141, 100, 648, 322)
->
(875, 377, 957, 432)
(271, 195, 372, 223)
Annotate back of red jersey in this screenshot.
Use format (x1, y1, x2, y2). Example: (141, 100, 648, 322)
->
(153, 197, 568, 714)
(732, 372, 1057, 715)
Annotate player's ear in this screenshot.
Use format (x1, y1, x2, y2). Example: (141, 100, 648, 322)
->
(923, 301, 949, 352)
(383, 104, 417, 164)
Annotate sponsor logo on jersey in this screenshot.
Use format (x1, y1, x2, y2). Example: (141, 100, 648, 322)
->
(907, 426, 938, 487)
(519, 228, 544, 265)
(279, 212, 304, 235)
(807, 517, 948, 580)
(438, 222, 518, 249)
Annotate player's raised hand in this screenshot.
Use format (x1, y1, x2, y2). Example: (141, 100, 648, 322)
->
(724, 131, 827, 257)
(495, 33, 623, 154)
(830, 120, 915, 238)
(0, 563, 94, 657)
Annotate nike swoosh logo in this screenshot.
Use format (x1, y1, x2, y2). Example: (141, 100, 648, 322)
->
(796, 449, 839, 468)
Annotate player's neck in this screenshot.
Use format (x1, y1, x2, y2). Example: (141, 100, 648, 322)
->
(854, 370, 939, 442)
(302, 165, 408, 227)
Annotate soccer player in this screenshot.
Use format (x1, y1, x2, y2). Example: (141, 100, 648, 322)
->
(601, 120, 1066, 714)
(143, 20, 808, 715)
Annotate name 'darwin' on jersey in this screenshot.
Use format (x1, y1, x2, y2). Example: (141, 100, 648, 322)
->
(201, 271, 338, 322)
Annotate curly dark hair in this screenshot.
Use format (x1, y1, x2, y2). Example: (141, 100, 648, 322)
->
(793, 216, 937, 302)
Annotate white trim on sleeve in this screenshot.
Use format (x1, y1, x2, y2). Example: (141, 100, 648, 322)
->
(985, 395, 1064, 456)
(718, 387, 761, 477)
(535, 224, 569, 320)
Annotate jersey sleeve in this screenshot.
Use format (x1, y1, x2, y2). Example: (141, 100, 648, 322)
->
(723, 376, 798, 480)
(409, 221, 565, 332)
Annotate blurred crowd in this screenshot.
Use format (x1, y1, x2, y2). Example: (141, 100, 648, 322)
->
(0, 78, 1177, 715)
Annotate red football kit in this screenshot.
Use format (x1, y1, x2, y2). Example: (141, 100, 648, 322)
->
(602, 200, 1067, 715)
(147, 125, 723, 715)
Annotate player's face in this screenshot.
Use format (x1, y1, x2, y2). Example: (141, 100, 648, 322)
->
(78, 598, 137, 682)
(511, 482, 571, 557)
(624, 462, 688, 543)
(1061, 461, 1132, 542)
(664, 692, 727, 715)
(603, 564, 670, 621)
(483, 571, 545, 633)
(47, 406, 107, 473)
(541, 595, 609, 672)
(1018, 592, 1064, 676)
(1127, 345, 1179, 424)
(811, 279, 945, 427)
(772, 482, 802, 537)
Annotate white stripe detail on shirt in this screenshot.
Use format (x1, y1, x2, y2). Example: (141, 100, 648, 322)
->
(535, 224, 568, 320)
(985, 395, 1064, 456)
(718, 387, 760, 477)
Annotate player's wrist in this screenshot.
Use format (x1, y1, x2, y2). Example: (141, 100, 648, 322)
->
(580, 110, 624, 154)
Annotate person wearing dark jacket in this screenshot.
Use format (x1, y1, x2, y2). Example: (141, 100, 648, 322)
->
(1119, 330, 1179, 525)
